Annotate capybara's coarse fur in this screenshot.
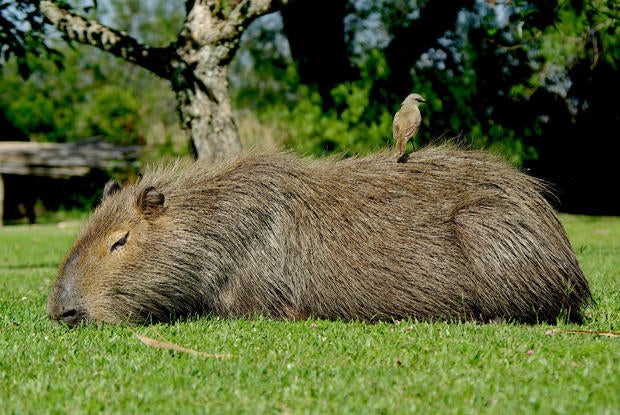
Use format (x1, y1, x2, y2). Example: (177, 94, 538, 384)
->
(47, 146, 591, 326)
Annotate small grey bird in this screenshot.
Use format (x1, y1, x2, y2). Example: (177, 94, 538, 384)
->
(392, 93, 426, 162)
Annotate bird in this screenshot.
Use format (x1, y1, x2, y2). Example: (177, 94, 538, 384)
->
(392, 93, 426, 162)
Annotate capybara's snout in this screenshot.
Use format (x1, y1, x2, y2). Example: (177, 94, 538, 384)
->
(46, 284, 87, 327)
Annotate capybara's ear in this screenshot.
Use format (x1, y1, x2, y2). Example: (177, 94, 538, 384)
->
(103, 181, 122, 200)
(137, 186, 165, 219)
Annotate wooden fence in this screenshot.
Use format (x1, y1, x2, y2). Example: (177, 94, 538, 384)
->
(0, 139, 142, 225)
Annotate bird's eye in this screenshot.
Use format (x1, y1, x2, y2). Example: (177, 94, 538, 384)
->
(110, 232, 129, 252)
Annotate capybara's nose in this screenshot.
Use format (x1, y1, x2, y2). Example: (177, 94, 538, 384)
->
(46, 284, 85, 327)
(47, 305, 85, 327)
(59, 309, 78, 326)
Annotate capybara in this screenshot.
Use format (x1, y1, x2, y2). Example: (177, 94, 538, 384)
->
(47, 146, 592, 326)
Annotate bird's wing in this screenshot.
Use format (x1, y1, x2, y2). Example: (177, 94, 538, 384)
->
(400, 116, 421, 139)
(392, 113, 402, 139)
(393, 120, 401, 139)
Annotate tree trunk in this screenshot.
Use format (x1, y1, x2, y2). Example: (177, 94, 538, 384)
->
(281, 0, 354, 109)
(175, 58, 242, 160)
(172, 0, 250, 160)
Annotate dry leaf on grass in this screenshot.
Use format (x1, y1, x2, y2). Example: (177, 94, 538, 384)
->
(129, 328, 236, 358)
(545, 329, 619, 338)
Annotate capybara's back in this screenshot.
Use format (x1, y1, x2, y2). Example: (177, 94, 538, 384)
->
(47, 146, 591, 326)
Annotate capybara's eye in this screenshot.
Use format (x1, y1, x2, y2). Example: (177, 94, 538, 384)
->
(110, 232, 129, 253)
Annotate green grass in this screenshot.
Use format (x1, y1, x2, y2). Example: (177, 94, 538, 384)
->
(1, 215, 619, 414)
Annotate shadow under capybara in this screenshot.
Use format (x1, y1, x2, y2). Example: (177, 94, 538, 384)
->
(46, 145, 592, 326)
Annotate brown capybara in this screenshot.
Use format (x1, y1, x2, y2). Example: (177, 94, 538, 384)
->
(47, 145, 592, 326)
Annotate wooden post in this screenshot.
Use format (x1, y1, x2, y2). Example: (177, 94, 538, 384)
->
(0, 174, 4, 227)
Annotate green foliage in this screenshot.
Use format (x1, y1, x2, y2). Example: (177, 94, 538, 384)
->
(1, 0, 186, 155)
(0, 50, 144, 144)
(233, 46, 396, 156)
(280, 81, 394, 156)
(72, 85, 141, 145)
(496, 0, 619, 95)
(591, 0, 620, 69)
(1, 216, 619, 413)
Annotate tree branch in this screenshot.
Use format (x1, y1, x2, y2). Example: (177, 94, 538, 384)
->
(186, 0, 289, 44)
(39, 1, 174, 79)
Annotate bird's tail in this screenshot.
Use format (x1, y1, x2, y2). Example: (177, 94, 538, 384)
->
(395, 139, 407, 156)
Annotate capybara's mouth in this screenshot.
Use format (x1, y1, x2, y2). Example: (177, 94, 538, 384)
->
(49, 307, 88, 327)
(46, 292, 89, 327)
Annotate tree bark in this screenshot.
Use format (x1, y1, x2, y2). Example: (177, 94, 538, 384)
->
(39, 0, 288, 160)
(173, 61, 242, 160)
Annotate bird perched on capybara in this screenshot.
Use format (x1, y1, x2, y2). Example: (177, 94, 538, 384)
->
(47, 146, 591, 326)
(393, 93, 426, 162)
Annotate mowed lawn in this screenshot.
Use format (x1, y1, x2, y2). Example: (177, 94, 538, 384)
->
(0, 215, 618, 414)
